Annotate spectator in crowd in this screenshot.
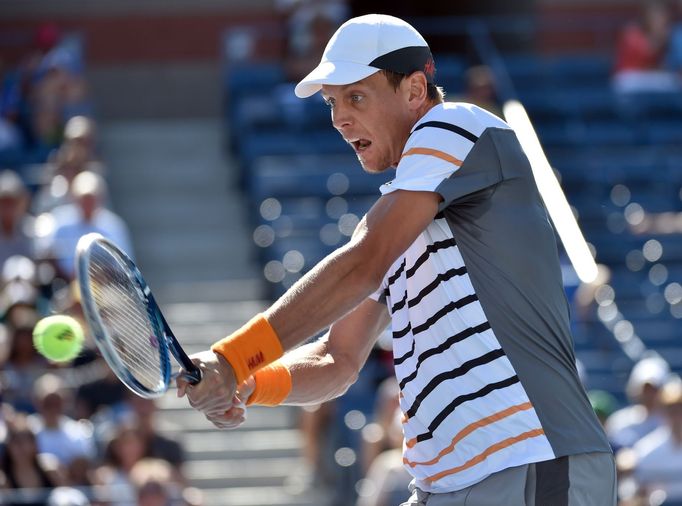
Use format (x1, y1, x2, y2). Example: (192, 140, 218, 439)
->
(457, 65, 502, 118)
(0, 170, 34, 268)
(0, 413, 65, 504)
(130, 458, 182, 506)
(28, 373, 96, 469)
(606, 355, 671, 449)
(278, 0, 349, 82)
(359, 377, 400, 474)
(667, 0, 682, 72)
(1, 319, 47, 414)
(32, 141, 91, 216)
(44, 170, 133, 280)
(62, 116, 100, 165)
(28, 35, 89, 164)
(94, 423, 147, 506)
(46, 486, 91, 506)
(356, 379, 410, 506)
(74, 366, 129, 424)
(0, 63, 25, 166)
(613, 0, 679, 94)
(0, 23, 62, 158)
(632, 378, 682, 503)
(298, 401, 336, 490)
(125, 394, 186, 483)
(589, 389, 619, 428)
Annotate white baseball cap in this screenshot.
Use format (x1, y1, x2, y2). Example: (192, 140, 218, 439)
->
(294, 14, 435, 98)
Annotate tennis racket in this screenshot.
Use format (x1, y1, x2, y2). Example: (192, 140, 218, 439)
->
(75, 233, 202, 398)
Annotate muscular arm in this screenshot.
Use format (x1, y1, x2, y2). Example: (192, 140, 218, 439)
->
(181, 190, 439, 420)
(202, 298, 390, 428)
(267, 189, 441, 350)
(280, 297, 390, 405)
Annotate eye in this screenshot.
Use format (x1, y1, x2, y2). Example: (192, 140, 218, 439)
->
(323, 98, 335, 109)
(350, 94, 363, 103)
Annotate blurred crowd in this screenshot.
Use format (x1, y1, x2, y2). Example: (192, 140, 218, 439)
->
(613, 0, 682, 94)
(0, 24, 195, 506)
(599, 357, 682, 506)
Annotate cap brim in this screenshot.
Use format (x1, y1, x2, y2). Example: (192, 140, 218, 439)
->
(294, 61, 380, 98)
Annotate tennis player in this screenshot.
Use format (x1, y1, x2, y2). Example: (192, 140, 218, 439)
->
(179, 14, 616, 505)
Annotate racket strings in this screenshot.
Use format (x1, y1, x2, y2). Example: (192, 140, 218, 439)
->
(88, 246, 165, 392)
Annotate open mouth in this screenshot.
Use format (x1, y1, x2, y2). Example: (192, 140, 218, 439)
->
(351, 139, 372, 153)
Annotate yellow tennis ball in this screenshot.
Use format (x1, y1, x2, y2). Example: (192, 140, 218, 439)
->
(33, 315, 85, 363)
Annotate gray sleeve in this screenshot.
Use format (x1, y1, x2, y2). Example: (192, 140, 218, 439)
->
(435, 128, 505, 211)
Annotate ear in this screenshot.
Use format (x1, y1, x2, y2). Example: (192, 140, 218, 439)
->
(404, 71, 428, 111)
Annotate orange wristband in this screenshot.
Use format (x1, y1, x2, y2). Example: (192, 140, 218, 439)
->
(211, 314, 284, 384)
(246, 361, 292, 406)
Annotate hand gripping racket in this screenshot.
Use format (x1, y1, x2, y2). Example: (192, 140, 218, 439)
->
(75, 233, 201, 398)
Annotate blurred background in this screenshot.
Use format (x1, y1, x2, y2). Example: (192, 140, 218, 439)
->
(0, 0, 682, 505)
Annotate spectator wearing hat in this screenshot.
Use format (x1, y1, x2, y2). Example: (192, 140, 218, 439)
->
(606, 356, 671, 449)
(47, 486, 91, 506)
(632, 378, 682, 503)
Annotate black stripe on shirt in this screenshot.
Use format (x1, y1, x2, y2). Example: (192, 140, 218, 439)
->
(412, 294, 478, 335)
(397, 321, 492, 389)
(413, 375, 521, 444)
(408, 266, 467, 309)
(412, 121, 479, 143)
(394, 340, 416, 366)
(392, 292, 408, 313)
(406, 238, 457, 279)
(388, 259, 406, 288)
(406, 348, 507, 418)
(393, 322, 412, 339)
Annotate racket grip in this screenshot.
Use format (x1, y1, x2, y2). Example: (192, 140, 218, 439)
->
(181, 365, 202, 385)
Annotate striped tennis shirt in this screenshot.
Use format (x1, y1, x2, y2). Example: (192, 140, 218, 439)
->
(370, 102, 610, 493)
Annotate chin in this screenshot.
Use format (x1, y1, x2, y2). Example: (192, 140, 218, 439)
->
(358, 157, 393, 174)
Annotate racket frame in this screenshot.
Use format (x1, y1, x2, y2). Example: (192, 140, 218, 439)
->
(76, 233, 201, 398)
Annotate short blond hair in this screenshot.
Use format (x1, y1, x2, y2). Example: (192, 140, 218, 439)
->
(380, 69, 445, 103)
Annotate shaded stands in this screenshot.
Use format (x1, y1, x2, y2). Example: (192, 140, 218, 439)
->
(505, 51, 682, 403)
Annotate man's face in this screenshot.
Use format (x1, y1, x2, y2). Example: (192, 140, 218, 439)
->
(321, 72, 415, 173)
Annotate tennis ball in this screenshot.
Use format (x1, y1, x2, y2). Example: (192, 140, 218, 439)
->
(33, 315, 85, 363)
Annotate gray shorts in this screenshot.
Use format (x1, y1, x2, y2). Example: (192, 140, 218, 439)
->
(400, 452, 616, 506)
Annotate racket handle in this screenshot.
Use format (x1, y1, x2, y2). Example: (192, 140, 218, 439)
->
(180, 364, 202, 385)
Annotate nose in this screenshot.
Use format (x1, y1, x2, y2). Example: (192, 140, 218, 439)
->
(331, 103, 352, 131)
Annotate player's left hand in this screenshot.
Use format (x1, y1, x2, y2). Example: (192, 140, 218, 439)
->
(177, 349, 238, 419)
(205, 377, 255, 430)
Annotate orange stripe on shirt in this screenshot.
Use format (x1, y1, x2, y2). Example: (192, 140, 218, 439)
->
(404, 402, 534, 463)
(402, 147, 463, 167)
(425, 428, 546, 483)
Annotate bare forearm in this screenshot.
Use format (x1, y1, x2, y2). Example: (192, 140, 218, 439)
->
(279, 338, 359, 406)
(266, 240, 380, 351)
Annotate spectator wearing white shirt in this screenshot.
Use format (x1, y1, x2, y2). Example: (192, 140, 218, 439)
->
(606, 356, 671, 449)
(633, 378, 682, 503)
(28, 373, 95, 468)
(44, 170, 132, 280)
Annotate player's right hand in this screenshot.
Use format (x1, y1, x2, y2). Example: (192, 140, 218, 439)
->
(177, 349, 238, 421)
